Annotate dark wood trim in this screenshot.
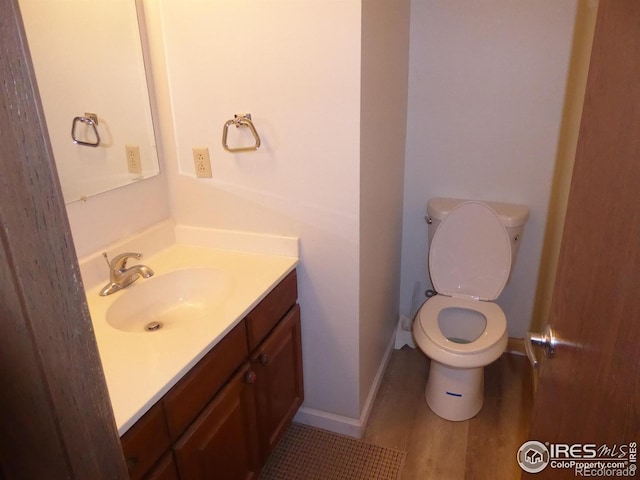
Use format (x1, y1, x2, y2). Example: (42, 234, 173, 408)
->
(0, 0, 127, 477)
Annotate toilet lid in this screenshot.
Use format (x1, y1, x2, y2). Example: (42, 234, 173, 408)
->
(429, 201, 511, 301)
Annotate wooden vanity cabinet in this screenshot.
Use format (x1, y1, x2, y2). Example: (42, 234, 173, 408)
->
(120, 270, 303, 480)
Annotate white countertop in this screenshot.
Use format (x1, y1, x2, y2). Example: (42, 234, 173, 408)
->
(82, 224, 298, 436)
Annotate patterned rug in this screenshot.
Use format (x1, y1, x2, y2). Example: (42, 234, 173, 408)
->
(260, 423, 406, 480)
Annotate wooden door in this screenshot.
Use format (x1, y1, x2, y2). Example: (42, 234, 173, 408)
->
(0, 0, 128, 477)
(251, 304, 304, 460)
(524, 1, 640, 478)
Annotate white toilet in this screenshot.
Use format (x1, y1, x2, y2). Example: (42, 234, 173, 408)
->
(413, 198, 529, 421)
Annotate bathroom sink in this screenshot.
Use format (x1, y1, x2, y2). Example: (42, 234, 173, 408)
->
(106, 268, 233, 333)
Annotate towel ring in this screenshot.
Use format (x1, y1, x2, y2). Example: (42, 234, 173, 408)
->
(71, 115, 100, 147)
(222, 114, 261, 153)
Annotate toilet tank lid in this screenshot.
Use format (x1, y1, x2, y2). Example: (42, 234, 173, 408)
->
(427, 198, 529, 227)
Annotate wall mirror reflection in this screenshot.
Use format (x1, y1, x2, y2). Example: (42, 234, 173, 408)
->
(19, 0, 160, 204)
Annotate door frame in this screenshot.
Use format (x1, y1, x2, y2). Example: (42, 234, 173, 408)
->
(0, 0, 127, 477)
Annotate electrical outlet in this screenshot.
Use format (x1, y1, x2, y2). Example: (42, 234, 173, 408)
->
(193, 147, 212, 178)
(125, 145, 142, 174)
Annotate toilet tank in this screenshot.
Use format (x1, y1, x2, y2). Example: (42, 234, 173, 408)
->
(426, 198, 529, 266)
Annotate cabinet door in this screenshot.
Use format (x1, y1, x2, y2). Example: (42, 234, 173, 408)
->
(173, 363, 261, 480)
(121, 402, 171, 480)
(252, 305, 304, 459)
(145, 453, 179, 480)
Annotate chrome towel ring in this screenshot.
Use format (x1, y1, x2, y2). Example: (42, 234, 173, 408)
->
(71, 114, 100, 147)
(222, 113, 261, 153)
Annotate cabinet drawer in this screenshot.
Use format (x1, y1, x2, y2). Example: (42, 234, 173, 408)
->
(121, 402, 171, 480)
(246, 270, 298, 351)
(163, 321, 248, 440)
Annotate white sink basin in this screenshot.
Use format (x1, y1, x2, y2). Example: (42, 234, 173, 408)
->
(106, 268, 233, 333)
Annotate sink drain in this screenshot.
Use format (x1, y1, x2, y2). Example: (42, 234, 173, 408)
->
(145, 321, 163, 332)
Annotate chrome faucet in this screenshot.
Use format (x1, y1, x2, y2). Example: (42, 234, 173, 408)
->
(99, 252, 154, 296)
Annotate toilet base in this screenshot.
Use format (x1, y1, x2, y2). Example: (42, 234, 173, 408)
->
(425, 360, 484, 421)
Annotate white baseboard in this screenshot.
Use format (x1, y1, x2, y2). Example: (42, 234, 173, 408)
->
(294, 329, 396, 439)
(293, 407, 363, 438)
(357, 330, 396, 435)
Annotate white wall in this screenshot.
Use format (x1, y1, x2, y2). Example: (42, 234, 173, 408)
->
(66, 176, 170, 258)
(153, 0, 364, 422)
(148, 0, 409, 434)
(359, 0, 410, 414)
(400, 0, 578, 337)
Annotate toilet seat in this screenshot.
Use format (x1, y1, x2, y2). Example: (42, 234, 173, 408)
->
(416, 294, 507, 355)
(429, 201, 511, 301)
(414, 201, 511, 367)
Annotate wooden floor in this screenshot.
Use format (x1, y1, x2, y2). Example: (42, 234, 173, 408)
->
(363, 347, 533, 480)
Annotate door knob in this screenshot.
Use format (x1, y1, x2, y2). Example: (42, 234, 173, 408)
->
(525, 325, 557, 368)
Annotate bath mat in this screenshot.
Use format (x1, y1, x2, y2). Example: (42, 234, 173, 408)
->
(259, 423, 406, 480)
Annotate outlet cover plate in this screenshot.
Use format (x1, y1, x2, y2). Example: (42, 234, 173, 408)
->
(193, 147, 212, 178)
(125, 145, 142, 174)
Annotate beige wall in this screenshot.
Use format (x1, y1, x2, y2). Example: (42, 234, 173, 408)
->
(531, 0, 599, 333)
(400, 0, 579, 338)
(359, 0, 410, 416)
(152, 0, 365, 428)
(150, 0, 410, 434)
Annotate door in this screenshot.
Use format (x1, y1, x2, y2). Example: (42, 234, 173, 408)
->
(251, 304, 304, 460)
(173, 363, 262, 480)
(523, 1, 640, 478)
(0, 0, 128, 477)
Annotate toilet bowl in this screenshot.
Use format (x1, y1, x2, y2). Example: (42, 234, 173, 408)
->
(416, 295, 508, 368)
(414, 295, 508, 420)
(413, 199, 528, 421)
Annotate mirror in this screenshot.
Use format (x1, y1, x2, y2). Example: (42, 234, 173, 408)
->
(19, 0, 160, 204)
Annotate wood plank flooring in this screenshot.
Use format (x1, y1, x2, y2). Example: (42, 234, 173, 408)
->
(363, 347, 533, 480)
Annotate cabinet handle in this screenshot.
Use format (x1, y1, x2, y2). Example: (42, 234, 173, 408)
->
(258, 353, 270, 366)
(244, 370, 257, 384)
